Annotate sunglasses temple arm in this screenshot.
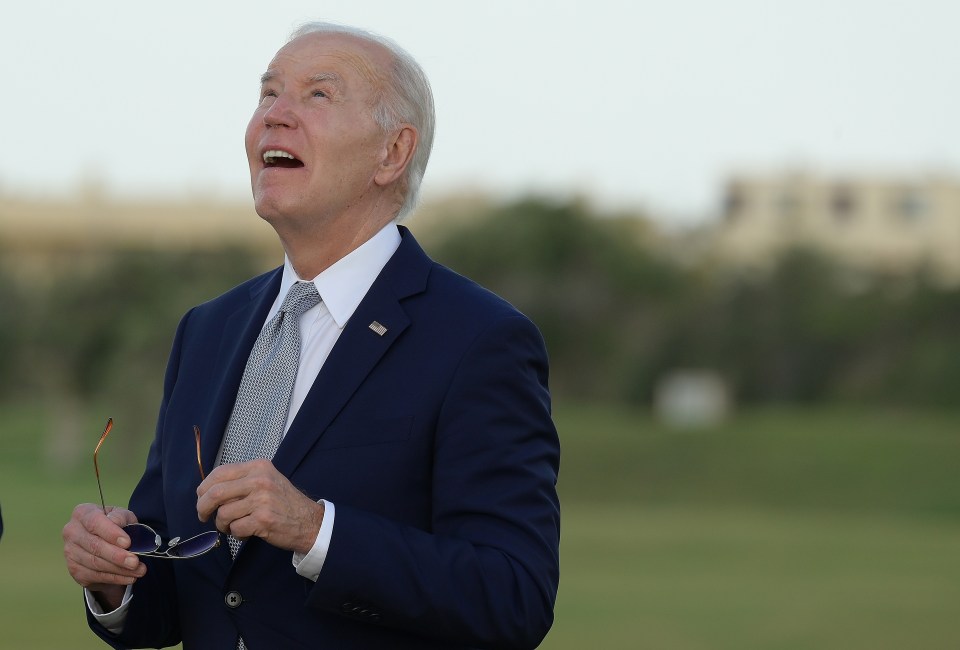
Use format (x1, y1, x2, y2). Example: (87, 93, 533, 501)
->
(94, 465, 108, 515)
(193, 426, 206, 480)
(93, 418, 114, 515)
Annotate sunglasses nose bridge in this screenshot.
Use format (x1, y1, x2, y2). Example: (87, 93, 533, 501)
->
(166, 531, 221, 558)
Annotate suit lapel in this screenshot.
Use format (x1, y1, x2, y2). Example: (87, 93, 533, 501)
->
(194, 269, 281, 570)
(199, 268, 282, 474)
(272, 227, 431, 477)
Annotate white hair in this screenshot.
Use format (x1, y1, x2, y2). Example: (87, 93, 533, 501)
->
(289, 22, 435, 221)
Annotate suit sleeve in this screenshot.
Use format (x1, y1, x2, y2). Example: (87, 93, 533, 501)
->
(306, 313, 561, 649)
(87, 310, 195, 649)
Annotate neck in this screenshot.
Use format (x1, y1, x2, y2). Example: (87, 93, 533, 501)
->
(261, 185, 405, 279)
(277, 212, 396, 280)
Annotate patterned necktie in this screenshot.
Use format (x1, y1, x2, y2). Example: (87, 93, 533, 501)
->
(218, 280, 321, 558)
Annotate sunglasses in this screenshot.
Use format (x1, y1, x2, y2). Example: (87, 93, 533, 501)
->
(94, 419, 221, 559)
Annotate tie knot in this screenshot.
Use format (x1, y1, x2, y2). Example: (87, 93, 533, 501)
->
(280, 281, 321, 319)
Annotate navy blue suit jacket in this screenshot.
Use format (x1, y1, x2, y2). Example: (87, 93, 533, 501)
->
(90, 227, 561, 649)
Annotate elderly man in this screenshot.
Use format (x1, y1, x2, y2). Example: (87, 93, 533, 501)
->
(62, 21, 560, 650)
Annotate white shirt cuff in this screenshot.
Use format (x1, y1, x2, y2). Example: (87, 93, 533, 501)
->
(84, 584, 133, 635)
(292, 499, 335, 582)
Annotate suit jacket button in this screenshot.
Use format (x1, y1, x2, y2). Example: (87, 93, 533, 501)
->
(225, 591, 243, 608)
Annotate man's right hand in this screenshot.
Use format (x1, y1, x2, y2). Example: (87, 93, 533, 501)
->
(63, 504, 147, 611)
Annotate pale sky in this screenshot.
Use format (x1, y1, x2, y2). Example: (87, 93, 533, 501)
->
(2, 0, 958, 224)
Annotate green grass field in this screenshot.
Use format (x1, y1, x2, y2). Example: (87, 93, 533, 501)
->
(1, 403, 958, 649)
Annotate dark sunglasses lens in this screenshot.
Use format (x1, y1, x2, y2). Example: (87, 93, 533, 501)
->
(166, 531, 220, 558)
(123, 524, 161, 553)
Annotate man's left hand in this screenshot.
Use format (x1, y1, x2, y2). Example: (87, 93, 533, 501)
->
(196, 460, 324, 554)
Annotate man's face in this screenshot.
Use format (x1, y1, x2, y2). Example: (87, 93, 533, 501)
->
(245, 32, 393, 227)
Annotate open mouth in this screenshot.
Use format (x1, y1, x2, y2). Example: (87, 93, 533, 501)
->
(263, 150, 304, 169)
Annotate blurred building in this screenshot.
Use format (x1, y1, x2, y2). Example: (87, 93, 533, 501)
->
(0, 186, 275, 253)
(712, 171, 960, 282)
(0, 185, 493, 257)
(0, 185, 285, 281)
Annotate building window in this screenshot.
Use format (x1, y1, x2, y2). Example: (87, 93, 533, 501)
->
(831, 186, 857, 224)
(723, 186, 746, 223)
(776, 191, 801, 218)
(895, 188, 930, 223)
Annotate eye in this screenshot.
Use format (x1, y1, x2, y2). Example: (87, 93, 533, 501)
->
(312, 90, 328, 98)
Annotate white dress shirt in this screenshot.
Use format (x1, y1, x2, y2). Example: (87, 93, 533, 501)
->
(88, 224, 402, 629)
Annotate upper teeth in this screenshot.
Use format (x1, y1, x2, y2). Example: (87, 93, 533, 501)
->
(264, 150, 295, 163)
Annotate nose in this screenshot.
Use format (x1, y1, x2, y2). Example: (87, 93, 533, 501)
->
(262, 93, 298, 129)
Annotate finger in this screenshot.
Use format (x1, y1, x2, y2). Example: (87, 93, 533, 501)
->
(82, 523, 143, 572)
(75, 504, 134, 549)
(216, 480, 319, 551)
(226, 515, 255, 542)
(221, 506, 279, 543)
(196, 475, 251, 522)
(66, 509, 142, 571)
(196, 465, 248, 521)
(104, 506, 140, 529)
(197, 461, 284, 529)
(217, 477, 290, 539)
(212, 492, 258, 537)
(196, 462, 250, 497)
(196, 460, 277, 520)
(64, 535, 145, 588)
(104, 509, 142, 549)
(67, 553, 145, 587)
(67, 556, 145, 589)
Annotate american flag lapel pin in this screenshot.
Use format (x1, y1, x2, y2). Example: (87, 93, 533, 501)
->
(368, 321, 388, 336)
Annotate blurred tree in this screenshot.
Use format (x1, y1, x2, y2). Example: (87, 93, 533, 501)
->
(0, 255, 24, 398)
(427, 197, 687, 402)
(835, 274, 960, 407)
(699, 248, 852, 403)
(10, 246, 267, 469)
(429, 202, 960, 409)
(6, 194, 960, 465)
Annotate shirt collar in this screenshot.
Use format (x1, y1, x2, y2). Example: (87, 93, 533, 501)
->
(274, 224, 402, 329)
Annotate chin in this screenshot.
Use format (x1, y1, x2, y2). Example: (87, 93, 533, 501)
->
(252, 200, 285, 227)
(253, 190, 288, 221)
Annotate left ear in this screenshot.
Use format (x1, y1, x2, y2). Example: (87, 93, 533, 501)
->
(375, 126, 417, 187)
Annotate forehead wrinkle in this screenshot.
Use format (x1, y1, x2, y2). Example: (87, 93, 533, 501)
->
(262, 35, 395, 108)
(333, 49, 386, 89)
(306, 72, 344, 89)
(321, 47, 391, 107)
